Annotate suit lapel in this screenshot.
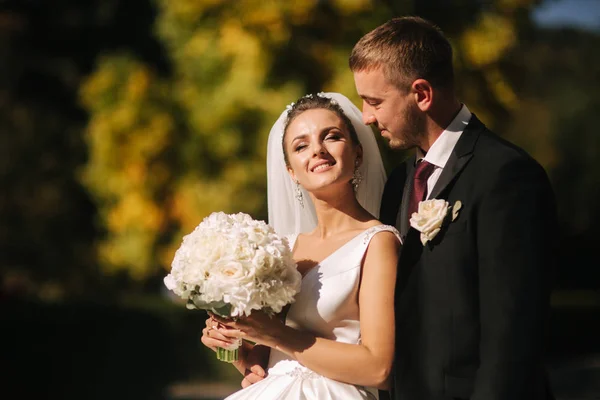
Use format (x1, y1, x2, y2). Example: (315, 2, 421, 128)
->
(428, 114, 483, 200)
(428, 152, 471, 200)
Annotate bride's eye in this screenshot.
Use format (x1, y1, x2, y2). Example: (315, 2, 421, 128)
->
(294, 143, 307, 152)
(325, 132, 342, 141)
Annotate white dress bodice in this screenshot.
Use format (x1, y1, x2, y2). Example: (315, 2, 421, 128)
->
(226, 224, 401, 400)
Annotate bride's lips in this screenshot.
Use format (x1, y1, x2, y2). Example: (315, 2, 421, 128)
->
(310, 160, 336, 173)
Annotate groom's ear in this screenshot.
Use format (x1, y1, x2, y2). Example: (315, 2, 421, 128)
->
(411, 78, 434, 112)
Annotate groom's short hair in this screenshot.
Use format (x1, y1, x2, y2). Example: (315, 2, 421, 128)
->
(349, 16, 454, 92)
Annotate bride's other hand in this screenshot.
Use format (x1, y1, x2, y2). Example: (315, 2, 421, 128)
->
(210, 311, 284, 348)
(201, 315, 240, 352)
(240, 342, 270, 387)
(241, 363, 266, 388)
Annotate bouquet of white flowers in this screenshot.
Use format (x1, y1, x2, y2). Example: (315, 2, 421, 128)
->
(164, 212, 301, 362)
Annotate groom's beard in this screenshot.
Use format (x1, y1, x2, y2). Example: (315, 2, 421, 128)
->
(388, 101, 426, 151)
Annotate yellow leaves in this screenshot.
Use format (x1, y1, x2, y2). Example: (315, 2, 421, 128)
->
(110, 105, 138, 132)
(98, 232, 155, 279)
(83, 104, 173, 193)
(79, 56, 179, 278)
(131, 114, 173, 159)
(484, 68, 518, 111)
(208, 128, 242, 158)
(323, 48, 361, 105)
(182, 31, 213, 60)
(80, 63, 116, 109)
(243, 3, 288, 43)
(161, 0, 227, 23)
(220, 21, 256, 57)
(219, 22, 269, 89)
(171, 182, 207, 232)
(126, 67, 151, 101)
(331, 0, 373, 14)
(309, 42, 335, 67)
(108, 191, 163, 233)
(283, 0, 317, 24)
(124, 162, 146, 186)
(461, 13, 516, 67)
(100, 189, 165, 278)
(169, 157, 266, 229)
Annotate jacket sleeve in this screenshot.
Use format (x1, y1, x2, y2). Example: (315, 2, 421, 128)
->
(472, 156, 557, 400)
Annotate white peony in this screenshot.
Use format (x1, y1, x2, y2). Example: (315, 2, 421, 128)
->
(163, 212, 302, 318)
(410, 199, 451, 245)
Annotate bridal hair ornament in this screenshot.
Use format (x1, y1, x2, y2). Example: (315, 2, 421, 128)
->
(281, 93, 339, 139)
(285, 92, 338, 110)
(267, 92, 387, 236)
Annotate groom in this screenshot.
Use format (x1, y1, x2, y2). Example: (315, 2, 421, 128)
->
(350, 17, 557, 400)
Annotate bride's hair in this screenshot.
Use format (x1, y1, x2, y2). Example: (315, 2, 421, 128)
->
(282, 93, 360, 166)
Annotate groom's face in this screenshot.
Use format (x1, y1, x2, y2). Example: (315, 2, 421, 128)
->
(354, 67, 424, 150)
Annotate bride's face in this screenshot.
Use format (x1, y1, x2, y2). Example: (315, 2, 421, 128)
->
(284, 109, 361, 194)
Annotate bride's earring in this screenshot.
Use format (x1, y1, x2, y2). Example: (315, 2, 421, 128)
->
(295, 180, 304, 208)
(351, 160, 362, 193)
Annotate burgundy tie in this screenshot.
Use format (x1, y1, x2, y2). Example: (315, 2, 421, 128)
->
(408, 160, 436, 218)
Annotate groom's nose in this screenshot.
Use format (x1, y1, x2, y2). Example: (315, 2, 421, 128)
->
(361, 104, 376, 125)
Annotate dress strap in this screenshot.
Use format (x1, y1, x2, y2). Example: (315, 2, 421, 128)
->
(285, 234, 299, 252)
(361, 224, 402, 246)
(287, 226, 400, 252)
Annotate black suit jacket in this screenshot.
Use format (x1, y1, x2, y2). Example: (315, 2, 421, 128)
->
(380, 115, 557, 400)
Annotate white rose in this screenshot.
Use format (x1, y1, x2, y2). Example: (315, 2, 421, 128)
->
(226, 283, 262, 317)
(213, 259, 254, 280)
(252, 248, 275, 274)
(163, 274, 177, 291)
(410, 199, 450, 245)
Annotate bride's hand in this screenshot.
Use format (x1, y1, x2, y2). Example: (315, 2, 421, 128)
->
(210, 311, 284, 348)
(201, 315, 242, 352)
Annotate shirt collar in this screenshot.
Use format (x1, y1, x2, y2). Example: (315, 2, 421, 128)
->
(416, 104, 472, 168)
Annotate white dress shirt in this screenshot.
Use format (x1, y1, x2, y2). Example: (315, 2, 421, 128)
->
(416, 104, 472, 199)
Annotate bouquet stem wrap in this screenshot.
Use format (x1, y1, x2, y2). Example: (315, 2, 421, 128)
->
(216, 339, 241, 363)
(164, 212, 301, 363)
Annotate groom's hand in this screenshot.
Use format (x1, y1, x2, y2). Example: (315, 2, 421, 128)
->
(241, 364, 266, 388)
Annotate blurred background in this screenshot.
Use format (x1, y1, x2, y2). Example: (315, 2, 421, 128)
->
(0, 0, 599, 399)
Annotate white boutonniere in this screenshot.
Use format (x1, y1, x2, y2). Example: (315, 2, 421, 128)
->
(410, 199, 462, 245)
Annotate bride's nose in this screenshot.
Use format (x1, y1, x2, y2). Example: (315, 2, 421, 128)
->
(312, 142, 327, 157)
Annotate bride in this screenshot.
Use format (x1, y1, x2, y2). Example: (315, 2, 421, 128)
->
(201, 92, 401, 399)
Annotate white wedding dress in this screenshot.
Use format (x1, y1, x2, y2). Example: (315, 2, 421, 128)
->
(225, 224, 400, 400)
